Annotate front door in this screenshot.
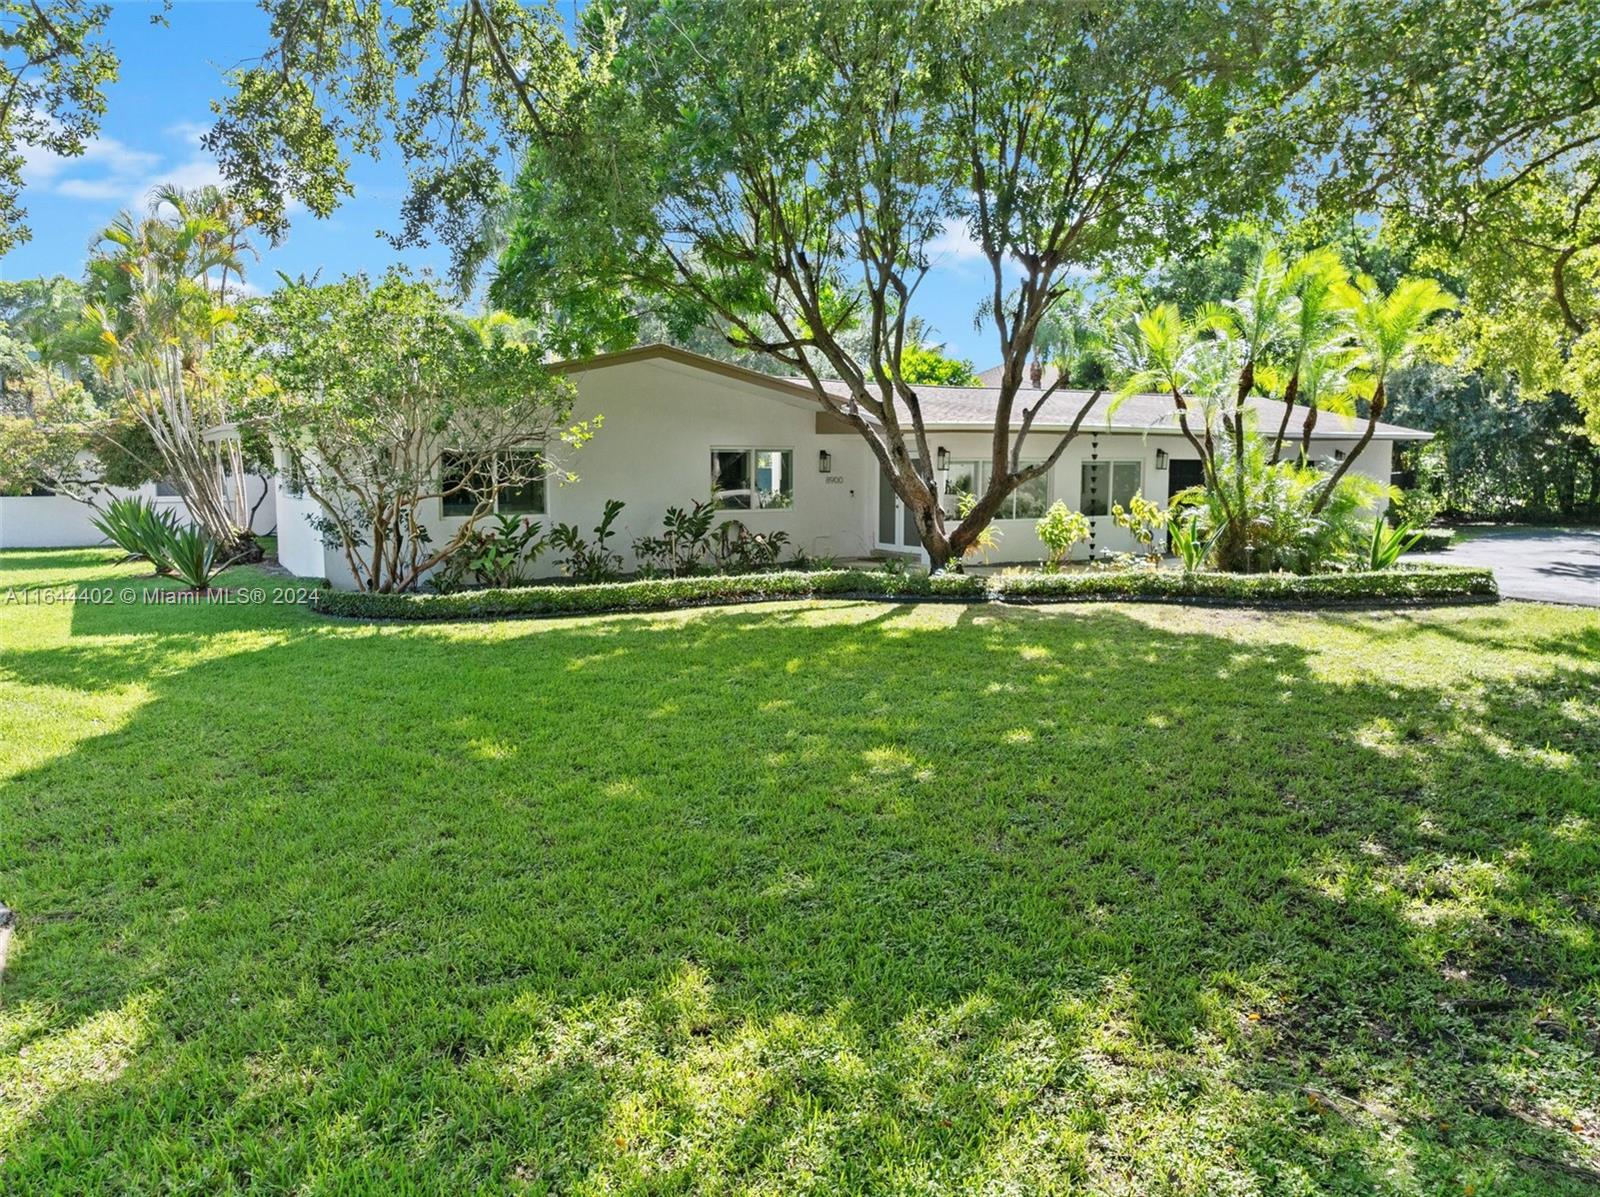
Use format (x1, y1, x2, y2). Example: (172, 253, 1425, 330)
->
(1167, 458, 1205, 504)
(877, 462, 925, 553)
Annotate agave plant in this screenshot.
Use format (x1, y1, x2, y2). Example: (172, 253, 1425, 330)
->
(159, 523, 232, 592)
(91, 496, 180, 575)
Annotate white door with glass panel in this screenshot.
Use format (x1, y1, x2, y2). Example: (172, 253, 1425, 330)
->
(876, 459, 925, 552)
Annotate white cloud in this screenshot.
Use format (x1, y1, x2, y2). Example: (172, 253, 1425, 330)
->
(22, 120, 228, 210)
(927, 221, 987, 265)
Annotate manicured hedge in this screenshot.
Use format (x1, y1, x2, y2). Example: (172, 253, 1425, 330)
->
(1405, 527, 1456, 553)
(309, 564, 1496, 622)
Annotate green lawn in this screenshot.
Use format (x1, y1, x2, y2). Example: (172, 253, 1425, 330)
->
(3, 549, 1599, 1195)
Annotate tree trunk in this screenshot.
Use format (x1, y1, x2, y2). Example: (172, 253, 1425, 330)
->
(1312, 381, 1385, 515)
(1269, 372, 1299, 465)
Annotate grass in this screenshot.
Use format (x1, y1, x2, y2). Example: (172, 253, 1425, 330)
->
(2, 547, 1599, 1195)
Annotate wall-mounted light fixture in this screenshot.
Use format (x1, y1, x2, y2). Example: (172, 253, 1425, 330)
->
(1332, 448, 1346, 463)
(936, 445, 950, 472)
(818, 449, 832, 474)
(1155, 448, 1168, 471)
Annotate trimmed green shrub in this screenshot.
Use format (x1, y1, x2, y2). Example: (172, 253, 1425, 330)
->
(310, 564, 1496, 622)
(1406, 528, 1455, 553)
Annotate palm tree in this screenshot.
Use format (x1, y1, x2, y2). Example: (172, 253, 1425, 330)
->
(85, 187, 261, 551)
(1270, 248, 1354, 463)
(1311, 275, 1455, 513)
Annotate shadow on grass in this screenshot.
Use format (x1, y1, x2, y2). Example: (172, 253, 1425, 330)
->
(2, 591, 1598, 1192)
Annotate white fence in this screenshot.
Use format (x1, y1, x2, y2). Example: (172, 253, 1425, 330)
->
(0, 477, 276, 550)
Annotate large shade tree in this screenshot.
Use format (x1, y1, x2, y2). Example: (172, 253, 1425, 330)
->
(491, 0, 1299, 568)
(194, 0, 1299, 568)
(0, 0, 119, 254)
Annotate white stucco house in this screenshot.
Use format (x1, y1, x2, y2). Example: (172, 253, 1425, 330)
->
(273, 343, 1431, 587)
(0, 474, 275, 550)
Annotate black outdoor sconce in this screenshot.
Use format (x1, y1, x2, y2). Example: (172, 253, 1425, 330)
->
(1155, 448, 1168, 471)
(936, 445, 950, 471)
(818, 449, 832, 473)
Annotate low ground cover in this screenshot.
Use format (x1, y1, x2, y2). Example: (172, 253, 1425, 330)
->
(2, 548, 1597, 1194)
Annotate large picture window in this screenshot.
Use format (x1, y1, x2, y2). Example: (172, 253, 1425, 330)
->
(942, 459, 1050, 519)
(1079, 460, 1143, 517)
(711, 448, 794, 509)
(440, 449, 546, 517)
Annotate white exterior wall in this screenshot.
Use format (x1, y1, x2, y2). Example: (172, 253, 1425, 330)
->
(0, 476, 275, 550)
(879, 433, 1394, 565)
(278, 356, 878, 587)
(272, 351, 1405, 586)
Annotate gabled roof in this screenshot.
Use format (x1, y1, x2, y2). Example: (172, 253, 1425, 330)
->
(553, 343, 1433, 440)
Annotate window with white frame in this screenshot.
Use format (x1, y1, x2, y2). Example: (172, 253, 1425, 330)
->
(942, 459, 1050, 519)
(1079, 460, 1142, 517)
(440, 449, 547, 517)
(711, 448, 794, 509)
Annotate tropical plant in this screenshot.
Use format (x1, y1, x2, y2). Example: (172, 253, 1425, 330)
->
(433, 512, 549, 592)
(1362, 518, 1426, 571)
(235, 272, 581, 593)
(1183, 433, 1383, 574)
(1035, 501, 1090, 571)
(710, 521, 792, 574)
(1312, 274, 1456, 511)
(551, 499, 625, 582)
(157, 523, 232, 592)
(633, 501, 717, 576)
(90, 496, 180, 574)
(1165, 513, 1214, 573)
(84, 186, 262, 554)
(1110, 493, 1168, 563)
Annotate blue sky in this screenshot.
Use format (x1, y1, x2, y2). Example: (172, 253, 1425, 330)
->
(1, 0, 1000, 365)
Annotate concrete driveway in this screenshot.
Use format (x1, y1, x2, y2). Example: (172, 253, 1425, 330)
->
(1413, 527, 1600, 606)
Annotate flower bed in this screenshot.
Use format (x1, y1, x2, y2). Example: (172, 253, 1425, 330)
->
(309, 564, 1497, 621)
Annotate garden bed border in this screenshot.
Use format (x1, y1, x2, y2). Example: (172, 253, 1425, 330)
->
(308, 564, 1499, 622)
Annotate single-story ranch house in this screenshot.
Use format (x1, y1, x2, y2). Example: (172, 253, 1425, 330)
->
(274, 343, 1431, 588)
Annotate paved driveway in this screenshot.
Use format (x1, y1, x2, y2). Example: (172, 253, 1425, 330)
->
(1413, 527, 1600, 606)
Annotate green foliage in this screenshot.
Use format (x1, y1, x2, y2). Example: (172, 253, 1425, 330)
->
(432, 513, 549, 593)
(1179, 434, 1382, 574)
(1111, 493, 1168, 560)
(310, 563, 1496, 622)
(1165, 514, 1216, 573)
(1035, 501, 1090, 570)
(632, 501, 717, 577)
(897, 344, 979, 387)
(235, 270, 577, 592)
(157, 522, 230, 593)
(1386, 365, 1600, 521)
(1363, 518, 1426, 571)
(550, 498, 626, 582)
(84, 186, 263, 548)
(89, 497, 178, 575)
(710, 521, 791, 575)
(0, 396, 88, 496)
(0, 3, 119, 255)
